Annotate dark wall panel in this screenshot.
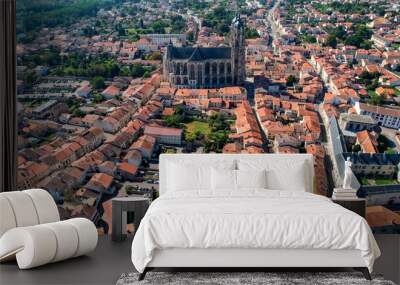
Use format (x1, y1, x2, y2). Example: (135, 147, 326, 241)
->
(0, 0, 17, 192)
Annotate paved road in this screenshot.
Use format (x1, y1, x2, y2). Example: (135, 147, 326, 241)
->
(171, 9, 201, 41)
(266, 0, 282, 43)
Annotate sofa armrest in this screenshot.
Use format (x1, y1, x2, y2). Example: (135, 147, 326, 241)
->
(0, 218, 97, 269)
(0, 226, 57, 269)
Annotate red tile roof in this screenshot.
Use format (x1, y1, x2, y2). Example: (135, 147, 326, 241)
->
(118, 162, 138, 175)
(144, 125, 182, 137)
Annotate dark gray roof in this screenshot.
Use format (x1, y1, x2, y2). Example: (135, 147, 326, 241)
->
(168, 46, 231, 61)
(360, 184, 400, 195)
(343, 152, 400, 166)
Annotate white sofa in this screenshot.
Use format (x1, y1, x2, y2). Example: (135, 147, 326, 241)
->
(0, 189, 98, 269)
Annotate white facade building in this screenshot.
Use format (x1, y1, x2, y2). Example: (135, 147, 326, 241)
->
(354, 102, 400, 129)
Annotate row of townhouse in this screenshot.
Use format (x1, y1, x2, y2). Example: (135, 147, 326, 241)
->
(17, 127, 104, 190)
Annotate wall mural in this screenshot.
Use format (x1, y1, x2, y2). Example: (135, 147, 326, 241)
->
(16, 0, 400, 235)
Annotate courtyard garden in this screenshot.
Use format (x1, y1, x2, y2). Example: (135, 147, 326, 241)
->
(184, 120, 211, 142)
(163, 105, 235, 153)
(361, 177, 399, 186)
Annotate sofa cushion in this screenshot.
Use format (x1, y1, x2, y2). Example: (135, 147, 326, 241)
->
(42, 221, 79, 262)
(0, 218, 97, 269)
(23, 189, 60, 224)
(0, 192, 39, 227)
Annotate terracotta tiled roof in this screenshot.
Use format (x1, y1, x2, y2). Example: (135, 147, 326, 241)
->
(366, 206, 400, 227)
(87, 173, 113, 189)
(102, 85, 120, 96)
(375, 87, 395, 97)
(162, 107, 174, 116)
(359, 103, 400, 118)
(222, 142, 243, 153)
(144, 125, 182, 137)
(118, 162, 138, 175)
(277, 146, 299, 153)
(357, 130, 378, 154)
(132, 135, 156, 152)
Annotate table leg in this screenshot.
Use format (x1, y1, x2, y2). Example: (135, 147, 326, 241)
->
(121, 210, 127, 240)
(133, 202, 148, 235)
(112, 202, 123, 242)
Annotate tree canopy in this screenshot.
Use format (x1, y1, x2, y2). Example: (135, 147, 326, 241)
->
(90, 76, 105, 90)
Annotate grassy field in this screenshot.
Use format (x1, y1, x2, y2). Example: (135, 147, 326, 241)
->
(361, 177, 399, 186)
(184, 120, 211, 140)
(385, 148, 397, 154)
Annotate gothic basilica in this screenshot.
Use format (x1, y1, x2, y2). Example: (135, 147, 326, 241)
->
(163, 14, 246, 89)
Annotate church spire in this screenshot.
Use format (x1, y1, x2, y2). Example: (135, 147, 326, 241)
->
(230, 5, 246, 86)
(234, 0, 239, 17)
(232, 0, 244, 27)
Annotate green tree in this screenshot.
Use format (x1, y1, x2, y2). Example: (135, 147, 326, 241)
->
(16, 0, 115, 34)
(175, 105, 185, 115)
(130, 64, 145, 78)
(147, 52, 162, 61)
(352, 144, 361, 152)
(208, 113, 229, 131)
(40, 48, 61, 66)
(368, 93, 382, 106)
(301, 35, 316, 43)
(187, 31, 194, 42)
(286, 75, 298, 86)
(333, 26, 346, 40)
(73, 109, 85, 117)
(245, 27, 259, 39)
(93, 94, 105, 103)
(151, 20, 167, 34)
(116, 23, 126, 37)
(170, 15, 186, 33)
(377, 135, 391, 153)
(24, 70, 39, 89)
(216, 23, 230, 36)
(165, 113, 185, 128)
(325, 34, 337, 48)
(206, 131, 229, 152)
(366, 79, 379, 91)
(90, 76, 105, 89)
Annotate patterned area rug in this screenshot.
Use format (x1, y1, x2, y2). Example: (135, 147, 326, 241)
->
(116, 271, 396, 285)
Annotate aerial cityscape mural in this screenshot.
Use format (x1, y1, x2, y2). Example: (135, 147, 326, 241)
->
(15, 0, 400, 234)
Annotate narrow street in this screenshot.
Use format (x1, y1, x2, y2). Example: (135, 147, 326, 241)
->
(170, 10, 201, 42)
(266, 0, 282, 44)
(252, 106, 270, 152)
(247, 0, 282, 153)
